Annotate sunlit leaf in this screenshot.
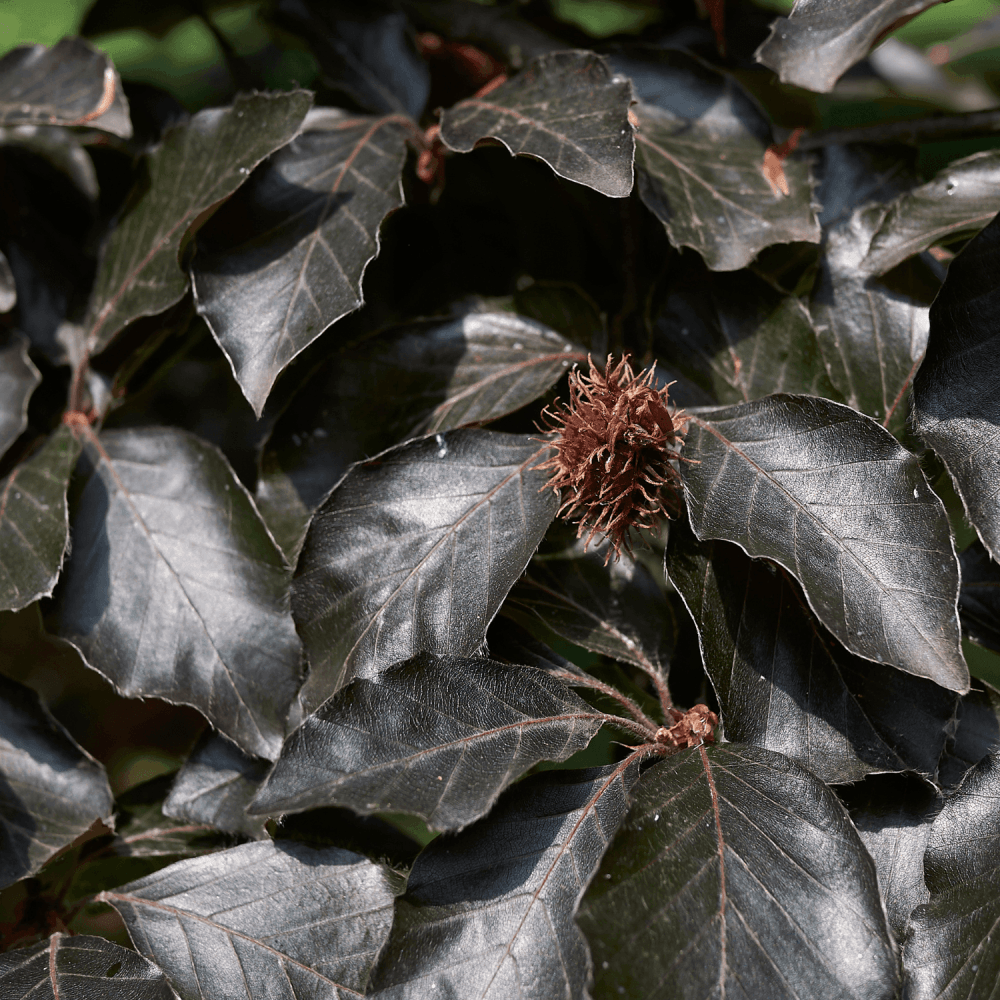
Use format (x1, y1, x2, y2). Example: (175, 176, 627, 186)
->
(50, 426, 302, 760)
(0, 426, 81, 613)
(250, 652, 610, 830)
(99, 840, 401, 1000)
(578, 744, 899, 1000)
(0, 37, 132, 137)
(615, 47, 819, 271)
(193, 109, 410, 414)
(85, 91, 312, 353)
(439, 49, 635, 198)
(0, 332, 40, 460)
(0, 933, 176, 1000)
(0, 248, 14, 313)
(369, 760, 640, 999)
(682, 394, 967, 691)
(0, 674, 113, 890)
(756, 0, 945, 93)
(292, 429, 558, 713)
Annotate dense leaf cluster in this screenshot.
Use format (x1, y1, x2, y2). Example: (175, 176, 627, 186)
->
(3, 1, 1000, 997)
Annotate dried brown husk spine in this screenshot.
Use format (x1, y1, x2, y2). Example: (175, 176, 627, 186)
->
(536, 354, 688, 560)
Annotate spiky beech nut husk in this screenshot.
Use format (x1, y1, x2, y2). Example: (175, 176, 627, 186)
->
(536, 354, 688, 561)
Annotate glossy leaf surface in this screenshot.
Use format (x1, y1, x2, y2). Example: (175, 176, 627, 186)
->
(683, 395, 967, 691)
(439, 50, 634, 198)
(861, 151, 1000, 276)
(258, 312, 584, 557)
(292, 429, 558, 712)
(0, 248, 15, 313)
(667, 526, 955, 782)
(0, 38, 132, 137)
(51, 427, 302, 760)
(618, 48, 819, 271)
(0, 674, 113, 890)
(0, 933, 177, 1000)
(100, 840, 400, 1000)
(578, 744, 898, 1000)
(163, 732, 269, 840)
(0, 332, 40, 460)
(277, 0, 429, 119)
(504, 543, 673, 676)
(193, 111, 410, 414)
(85, 91, 312, 352)
(0, 425, 81, 612)
(756, 0, 944, 93)
(651, 261, 837, 405)
(250, 652, 606, 830)
(369, 760, 640, 999)
(913, 211, 1000, 562)
(906, 751, 1000, 999)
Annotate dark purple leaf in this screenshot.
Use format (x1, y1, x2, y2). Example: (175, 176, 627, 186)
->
(860, 152, 1000, 276)
(99, 840, 401, 1000)
(0, 674, 113, 890)
(0, 933, 176, 1000)
(291, 429, 558, 713)
(0, 37, 132, 137)
(683, 394, 968, 692)
(163, 732, 270, 840)
(939, 681, 1000, 789)
(959, 541, 1000, 654)
(369, 760, 641, 999)
(578, 744, 899, 1000)
(651, 259, 838, 404)
(756, 0, 944, 93)
(277, 0, 430, 119)
(0, 247, 14, 313)
(839, 774, 940, 941)
(0, 426, 81, 613)
(0, 332, 40, 459)
(905, 750, 1000, 999)
(84, 91, 312, 354)
(613, 47, 819, 271)
(250, 652, 612, 830)
(913, 210, 1000, 562)
(192, 109, 410, 415)
(503, 542, 674, 677)
(667, 525, 956, 783)
(439, 50, 635, 199)
(257, 312, 584, 559)
(50, 427, 302, 760)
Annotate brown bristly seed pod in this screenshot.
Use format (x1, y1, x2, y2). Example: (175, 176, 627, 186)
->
(536, 354, 688, 562)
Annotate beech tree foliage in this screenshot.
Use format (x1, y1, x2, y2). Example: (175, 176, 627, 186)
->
(4, 1, 1000, 997)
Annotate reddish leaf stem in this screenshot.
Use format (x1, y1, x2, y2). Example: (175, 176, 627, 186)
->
(549, 669, 659, 734)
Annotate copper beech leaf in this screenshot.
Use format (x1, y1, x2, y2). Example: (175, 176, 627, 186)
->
(0, 249, 15, 313)
(439, 50, 635, 199)
(192, 109, 410, 415)
(0, 425, 81, 613)
(613, 47, 819, 271)
(905, 751, 1000, 999)
(84, 91, 312, 354)
(0, 332, 40, 460)
(291, 429, 559, 714)
(667, 525, 955, 784)
(99, 840, 401, 1000)
(0, 933, 177, 1000)
(578, 744, 899, 1000)
(249, 652, 611, 830)
(0, 674, 114, 890)
(959, 541, 1000, 654)
(369, 759, 641, 1000)
(163, 731, 270, 840)
(257, 312, 584, 560)
(682, 394, 967, 692)
(913, 210, 1000, 563)
(0, 37, 132, 137)
(756, 0, 945, 93)
(50, 426, 302, 760)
